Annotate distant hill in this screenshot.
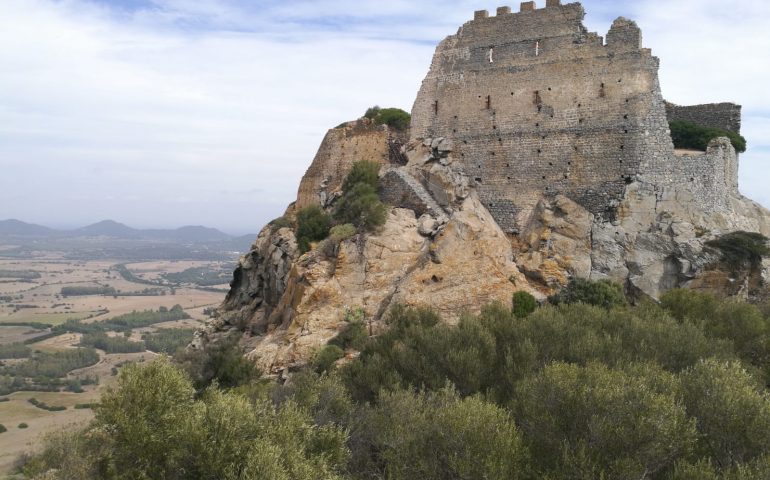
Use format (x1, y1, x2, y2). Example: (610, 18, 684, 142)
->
(75, 220, 139, 237)
(0, 219, 256, 247)
(145, 225, 233, 243)
(0, 219, 55, 235)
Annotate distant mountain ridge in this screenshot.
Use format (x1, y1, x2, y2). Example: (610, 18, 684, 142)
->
(0, 219, 254, 244)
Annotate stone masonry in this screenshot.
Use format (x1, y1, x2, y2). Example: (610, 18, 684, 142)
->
(665, 102, 742, 134)
(410, 1, 740, 232)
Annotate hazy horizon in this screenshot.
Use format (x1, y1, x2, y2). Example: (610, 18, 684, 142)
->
(2, 0, 769, 233)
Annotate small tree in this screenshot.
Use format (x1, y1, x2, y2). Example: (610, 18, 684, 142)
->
(548, 278, 627, 309)
(512, 291, 537, 318)
(296, 205, 332, 253)
(334, 161, 387, 232)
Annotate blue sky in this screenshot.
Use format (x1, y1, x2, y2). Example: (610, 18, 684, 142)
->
(0, 0, 768, 234)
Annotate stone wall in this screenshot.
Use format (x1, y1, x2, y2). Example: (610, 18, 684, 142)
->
(411, 1, 676, 232)
(295, 120, 404, 210)
(665, 102, 742, 134)
(641, 137, 739, 212)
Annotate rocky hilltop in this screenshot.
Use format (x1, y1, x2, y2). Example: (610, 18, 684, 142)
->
(196, 1, 770, 375)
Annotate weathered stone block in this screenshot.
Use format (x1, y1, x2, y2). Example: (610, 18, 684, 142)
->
(497, 6, 512, 15)
(520, 1, 535, 12)
(474, 10, 489, 20)
(546, 0, 561, 6)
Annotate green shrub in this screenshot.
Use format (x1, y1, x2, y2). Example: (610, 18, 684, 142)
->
(312, 345, 345, 374)
(0, 424, 6, 433)
(295, 205, 332, 253)
(329, 319, 368, 351)
(670, 120, 747, 153)
(341, 160, 380, 192)
(351, 387, 529, 480)
(268, 215, 293, 232)
(548, 278, 627, 308)
(514, 361, 695, 478)
(74, 403, 94, 409)
(18, 422, 28, 429)
(174, 335, 261, 391)
(706, 231, 770, 271)
(320, 223, 358, 257)
(512, 290, 537, 318)
(364, 106, 411, 131)
(333, 182, 387, 231)
(680, 359, 770, 468)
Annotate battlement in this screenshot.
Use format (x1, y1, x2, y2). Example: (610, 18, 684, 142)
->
(473, 0, 564, 20)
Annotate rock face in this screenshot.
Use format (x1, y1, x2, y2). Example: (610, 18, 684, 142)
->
(197, 2, 770, 371)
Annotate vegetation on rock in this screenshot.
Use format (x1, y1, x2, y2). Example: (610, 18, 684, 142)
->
(706, 231, 770, 271)
(296, 205, 332, 254)
(333, 161, 387, 231)
(364, 106, 411, 131)
(548, 277, 627, 308)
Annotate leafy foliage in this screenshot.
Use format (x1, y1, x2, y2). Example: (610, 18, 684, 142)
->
(80, 332, 145, 353)
(669, 120, 747, 153)
(296, 205, 332, 254)
(175, 335, 261, 391)
(364, 106, 411, 131)
(333, 161, 387, 231)
(548, 278, 628, 308)
(21, 291, 770, 480)
(706, 231, 770, 271)
(312, 345, 344, 374)
(512, 290, 537, 318)
(143, 328, 196, 355)
(25, 358, 349, 480)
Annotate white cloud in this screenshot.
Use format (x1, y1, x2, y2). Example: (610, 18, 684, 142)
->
(0, 0, 767, 232)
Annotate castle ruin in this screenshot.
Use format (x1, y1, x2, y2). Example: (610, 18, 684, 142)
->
(410, 1, 741, 233)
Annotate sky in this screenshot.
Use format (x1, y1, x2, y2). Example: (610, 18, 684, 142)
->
(0, 0, 768, 234)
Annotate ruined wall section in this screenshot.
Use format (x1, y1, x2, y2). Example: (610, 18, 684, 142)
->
(665, 102, 742, 134)
(641, 138, 739, 212)
(411, 2, 676, 232)
(295, 120, 399, 210)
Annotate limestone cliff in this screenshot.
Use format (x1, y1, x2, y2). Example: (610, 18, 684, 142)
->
(196, 1, 770, 373)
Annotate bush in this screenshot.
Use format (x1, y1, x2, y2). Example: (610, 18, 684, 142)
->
(268, 215, 293, 232)
(0, 424, 5, 433)
(351, 387, 529, 480)
(333, 182, 387, 231)
(18, 422, 28, 429)
(706, 231, 770, 271)
(341, 160, 380, 192)
(513, 361, 695, 478)
(512, 290, 537, 318)
(680, 359, 770, 468)
(548, 278, 627, 308)
(295, 205, 332, 253)
(670, 120, 747, 153)
(364, 106, 411, 131)
(312, 345, 345, 374)
(175, 335, 261, 391)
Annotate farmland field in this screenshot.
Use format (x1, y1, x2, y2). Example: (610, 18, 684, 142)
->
(0, 250, 234, 475)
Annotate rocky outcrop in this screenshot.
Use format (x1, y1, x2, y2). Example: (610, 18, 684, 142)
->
(197, 4, 770, 372)
(208, 191, 533, 375)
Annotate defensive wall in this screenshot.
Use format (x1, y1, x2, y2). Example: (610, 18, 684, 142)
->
(409, 1, 740, 232)
(665, 102, 742, 134)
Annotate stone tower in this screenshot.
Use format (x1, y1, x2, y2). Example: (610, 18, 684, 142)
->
(410, 1, 738, 233)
